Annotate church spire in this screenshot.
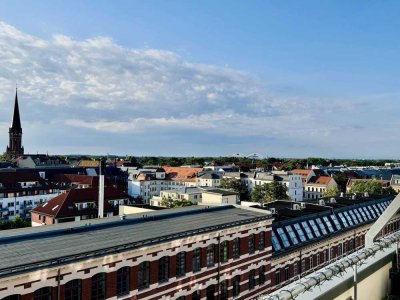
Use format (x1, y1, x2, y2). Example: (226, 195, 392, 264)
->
(6, 88, 24, 160)
(11, 88, 22, 132)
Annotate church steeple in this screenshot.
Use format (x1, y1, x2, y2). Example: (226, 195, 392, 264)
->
(6, 89, 24, 160)
(11, 89, 22, 132)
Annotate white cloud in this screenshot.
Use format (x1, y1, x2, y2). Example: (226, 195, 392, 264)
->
(0, 21, 396, 157)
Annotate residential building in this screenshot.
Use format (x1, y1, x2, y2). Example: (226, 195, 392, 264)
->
(304, 176, 337, 199)
(0, 171, 62, 221)
(128, 167, 202, 203)
(31, 187, 130, 226)
(391, 175, 400, 192)
(196, 172, 221, 187)
(199, 188, 240, 205)
(151, 187, 203, 206)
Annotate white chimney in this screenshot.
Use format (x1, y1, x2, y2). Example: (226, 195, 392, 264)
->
(98, 159, 105, 218)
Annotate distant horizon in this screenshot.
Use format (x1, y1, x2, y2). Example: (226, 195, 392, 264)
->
(0, 1, 399, 157)
(20, 152, 400, 162)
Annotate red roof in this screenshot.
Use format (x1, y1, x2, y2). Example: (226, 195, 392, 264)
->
(308, 176, 333, 185)
(163, 167, 203, 180)
(32, 187, 129, 218)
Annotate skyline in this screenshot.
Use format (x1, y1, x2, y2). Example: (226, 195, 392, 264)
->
(0, 1, 399, 158)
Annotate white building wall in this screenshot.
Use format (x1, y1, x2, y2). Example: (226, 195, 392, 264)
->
(1, 192, 61, 221)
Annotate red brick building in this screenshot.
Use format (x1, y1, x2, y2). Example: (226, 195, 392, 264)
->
(0, 205, 273, 300)
(0, 195, 398, 300)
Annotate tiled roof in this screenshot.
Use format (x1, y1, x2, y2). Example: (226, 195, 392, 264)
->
(0, 171, 43, 185)
(49, 174, 97, 185)
(308, 176, 333, 185)
(32, 187, 129, 218)
(163, 167, 203, 180)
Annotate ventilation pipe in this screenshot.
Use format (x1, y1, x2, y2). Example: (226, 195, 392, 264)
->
(98, 158, 105, 218)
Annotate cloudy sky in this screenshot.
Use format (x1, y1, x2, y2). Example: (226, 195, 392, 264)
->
(0, 1, 399, 158)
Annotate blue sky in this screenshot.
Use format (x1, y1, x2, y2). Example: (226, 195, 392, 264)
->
(0, 1, 399, 158)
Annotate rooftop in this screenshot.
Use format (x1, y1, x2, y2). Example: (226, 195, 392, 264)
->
(0, 205, 271, 278)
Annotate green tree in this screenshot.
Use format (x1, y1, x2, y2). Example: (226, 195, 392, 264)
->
(350, 180, 396, 196)
(160, 197, 194, 208)
(251, 181, 289, 205)
(220, 178, 249, 201)
(323, 186, 340, 197)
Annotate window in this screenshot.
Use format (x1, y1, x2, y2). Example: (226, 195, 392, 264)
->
(259, 231, 265, 250)
(91, 273, 106, 300)
(293, 262, 298, 276)
(308, 220, 321, 237)
(138, 261, 150, 290)
(301, 221, 314, 239)
(276, 228, 290, 248)
(233, 275, 241, 297)
(330, 214, 342, 230)
(301, 259, 306, 274)
(249, 269, 256, 290)
(330, 248, 335, 260)
(248, 234, 255, 253)
(271, 231, 282, 251)
(158, 256, 169, 283)
(220, 241, 229, 263)
(309, 256, 314, 269)
(192, 248, 201, 272)
(2, 295, 21, 300)
(316, 253, 320, 266)
(293, 223, 307, 242)
(338, 244, 342, 256)
(206, 285, 215, 300)
(176, 252, 186, 277)
(259, 266, 266, 285)
(233, 238, 240, 258)
(116, 267, 130, 296)
(34, 287, 52, 300)
(207, 245, 215, 267)
(192, 291, 201, 300)
(285, 225, 299, 245)
(220, 281, 228, 300)
(322, 216, 335, 233)
(275, 270, 281, 285)
(284, 267, 289, 281)
(315, 218, 328, 235)
(65, 279, 82, 300)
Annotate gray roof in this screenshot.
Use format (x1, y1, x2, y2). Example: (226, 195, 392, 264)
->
(202, 188, 239, 196)
(0, 206, 270, 278)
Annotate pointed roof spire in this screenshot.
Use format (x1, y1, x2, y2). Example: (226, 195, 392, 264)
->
(11, 87, 22, 131)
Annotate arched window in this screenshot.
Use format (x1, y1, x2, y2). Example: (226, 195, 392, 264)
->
(248, 234, 255, 254)
(259, 266, 266, 285)
(206, 285, 215, 300)
(206, 244, 215, 267)
(233, 275, 240, 297)
(1, 295, 21, 300)
(176, 252, 186, 277)
(192, 291, 201, 300)
(248, 269, 256, 290)
(65, 279, 82, 300)
(220, 281, 228, 300)
(192, 248, 201, 272)
(138, 261, 150, 290)
(34, 287, 52, 300)
(220, 241, 229, 263)
(158, 256, 169, 283)
(233, 237, 240, 258)
(91, 273, 106, 300)
(116, 267, 130, 296)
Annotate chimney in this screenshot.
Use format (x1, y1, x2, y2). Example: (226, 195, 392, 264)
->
(98, 158, 105, 218)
